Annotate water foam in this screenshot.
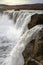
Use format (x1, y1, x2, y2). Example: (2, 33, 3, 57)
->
(0, 10, 43, 65)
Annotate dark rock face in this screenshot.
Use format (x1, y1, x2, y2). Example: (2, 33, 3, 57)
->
(23, 14, 43, 65)
(23, 29, 43, 65)
(28, 14, 43, 29)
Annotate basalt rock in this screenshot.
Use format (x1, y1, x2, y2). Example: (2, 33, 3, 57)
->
(23, 28, 43, 65)
(28, 14, 43, 29)
(23, 13, 43, 65)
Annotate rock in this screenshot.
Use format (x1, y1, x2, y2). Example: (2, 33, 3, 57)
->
(23, 13, 43, 65)
(23, 28, 43, 65)
(28, 14, 43, 29)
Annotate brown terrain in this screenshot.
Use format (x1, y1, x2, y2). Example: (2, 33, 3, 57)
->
(0, 4, 43, 10)
(23, 14, 43, 65)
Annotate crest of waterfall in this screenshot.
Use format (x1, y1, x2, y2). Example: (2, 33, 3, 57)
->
(0, 10, 43, 65)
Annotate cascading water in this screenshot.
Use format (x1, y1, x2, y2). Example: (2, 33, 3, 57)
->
(0, 10, 43, 65)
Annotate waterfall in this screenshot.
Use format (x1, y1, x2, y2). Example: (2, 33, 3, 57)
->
(3, 25, 42, 65)
(0, 10, 43, 65)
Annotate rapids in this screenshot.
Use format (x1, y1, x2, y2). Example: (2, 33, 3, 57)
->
(0, 10, 43, 65)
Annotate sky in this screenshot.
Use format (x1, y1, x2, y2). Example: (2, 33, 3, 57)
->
(0, 0, 43, 5)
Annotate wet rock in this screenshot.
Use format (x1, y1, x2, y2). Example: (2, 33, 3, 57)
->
(28, 14, 43, 29)
(24, 58, 42, 65)
(33, 28, 43, 61)
(23, 28, 43, 65)
(23, 13, 43, 65)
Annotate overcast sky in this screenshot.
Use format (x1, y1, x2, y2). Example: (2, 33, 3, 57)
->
(0, 0, 43, 5)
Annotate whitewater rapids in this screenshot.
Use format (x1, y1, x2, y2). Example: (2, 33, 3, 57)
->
(0, 10, 43, 65)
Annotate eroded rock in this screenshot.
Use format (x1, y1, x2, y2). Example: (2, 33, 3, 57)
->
(28, 14, 43, 29)
(23, 28, 43, 65)
(23, 14, 43, 65)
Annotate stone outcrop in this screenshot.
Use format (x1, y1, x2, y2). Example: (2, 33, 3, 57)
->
(28, 14, 43, 29)
(23, 14, 43, 65)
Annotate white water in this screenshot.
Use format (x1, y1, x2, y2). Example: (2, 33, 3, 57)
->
(0, 10, 43, 65)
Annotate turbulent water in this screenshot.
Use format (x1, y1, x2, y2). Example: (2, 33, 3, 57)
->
(0, 10, 43, 65)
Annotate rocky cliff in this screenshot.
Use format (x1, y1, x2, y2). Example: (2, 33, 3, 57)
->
(23, 14, 43, 65)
